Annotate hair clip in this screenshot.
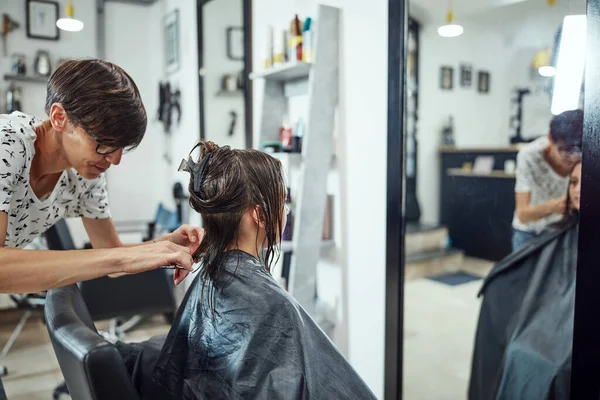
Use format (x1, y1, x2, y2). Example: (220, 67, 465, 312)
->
(178, 153, 213, 192)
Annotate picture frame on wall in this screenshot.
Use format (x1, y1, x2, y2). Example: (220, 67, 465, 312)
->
(165, 9, 180, 75)
(227, 27, 244, 61)
(26, 0, 59, 41)
(440, 66, 453, 90)
(478, 71, 491, 93)
(460, 64, 473, 87)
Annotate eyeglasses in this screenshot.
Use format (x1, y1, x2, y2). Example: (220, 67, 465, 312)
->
(558, 145, 582, 158)
(77, 120, 122, 155)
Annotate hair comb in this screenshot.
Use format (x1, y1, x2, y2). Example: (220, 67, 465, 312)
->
(178, 152, 213, 192)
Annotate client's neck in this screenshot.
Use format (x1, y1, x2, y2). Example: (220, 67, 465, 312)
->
(229, 235, 261, 260)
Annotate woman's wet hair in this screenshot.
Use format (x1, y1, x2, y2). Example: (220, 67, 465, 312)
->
(44, 58, 147, 151)
(186, 141, 286, 313)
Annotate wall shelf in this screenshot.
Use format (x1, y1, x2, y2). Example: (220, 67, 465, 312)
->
(447, 168, 515, 179)
(3, 74, 48, 84)
(215, 90, 243, 97)
(250, 62, 312, 82)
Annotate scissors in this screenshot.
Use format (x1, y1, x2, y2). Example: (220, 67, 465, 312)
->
(160, 263, 202, 273)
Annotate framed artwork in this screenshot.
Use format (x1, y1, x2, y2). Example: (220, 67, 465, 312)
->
(26, 0, 59, 41)
(440, 66, 453, 90)
(227, 27, 244, 61)
(460, 64, 473, 87)
(165, 9, 180, 75)
(478, 71, 491, 93)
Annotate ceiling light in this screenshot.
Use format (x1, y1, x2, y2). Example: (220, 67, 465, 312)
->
(532, 48, 556, 77)
(56, 0, 84, 32)
(438, 9, 463, 38)
(538, 66, 556, 77)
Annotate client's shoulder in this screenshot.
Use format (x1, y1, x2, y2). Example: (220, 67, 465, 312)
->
(219, 250, 303, 314)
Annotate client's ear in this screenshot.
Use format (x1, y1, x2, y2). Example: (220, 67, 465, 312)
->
(251, 206, 266, 230)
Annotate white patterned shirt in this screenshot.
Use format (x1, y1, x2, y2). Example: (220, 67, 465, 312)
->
(512, 136, 568, 234)
(0, 112, 111, 249)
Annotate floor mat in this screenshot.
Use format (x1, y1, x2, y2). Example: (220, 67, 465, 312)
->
(427, 271, 482, 286)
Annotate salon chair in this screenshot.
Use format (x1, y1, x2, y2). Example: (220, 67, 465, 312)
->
(44, 284, 140, 400)
(45, 219, 177, 399)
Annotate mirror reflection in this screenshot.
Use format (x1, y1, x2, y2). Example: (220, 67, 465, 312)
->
(404, 0, 585, 398)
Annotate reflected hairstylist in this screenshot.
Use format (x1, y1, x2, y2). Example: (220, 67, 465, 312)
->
(512, 109, 583, 251)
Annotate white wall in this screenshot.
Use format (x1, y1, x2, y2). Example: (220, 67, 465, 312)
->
(103, 1, 172, 224)
(203, 0, 246, 149)
(253, 1, 388, 397)
(164, 0, 200, 200)
(416, 25, 509, 225)
(0, 0, 97, 117)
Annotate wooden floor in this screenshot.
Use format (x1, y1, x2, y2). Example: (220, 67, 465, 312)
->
(0, 310, 170, 400)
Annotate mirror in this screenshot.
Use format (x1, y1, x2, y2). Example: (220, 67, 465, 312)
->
(403, 0, 586, 398)
(199, 0, 251, 149)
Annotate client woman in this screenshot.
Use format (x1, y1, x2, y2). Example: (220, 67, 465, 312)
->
(118, 141, 376, 399)
(469, 161, 581, 400)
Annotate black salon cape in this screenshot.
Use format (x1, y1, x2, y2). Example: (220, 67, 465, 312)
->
(118, 250, 376, 400)
(468, 220, 578, 400)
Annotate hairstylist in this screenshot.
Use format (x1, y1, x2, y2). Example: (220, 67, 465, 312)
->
(0, 59, 201, 294)
(512, 109, 583, 251)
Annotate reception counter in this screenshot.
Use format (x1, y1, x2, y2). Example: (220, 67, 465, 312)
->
(440, 147, 519, 261)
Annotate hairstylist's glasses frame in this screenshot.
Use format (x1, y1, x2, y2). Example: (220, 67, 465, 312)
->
(558, 145, 583, 159)
(70, 116, 122, 155)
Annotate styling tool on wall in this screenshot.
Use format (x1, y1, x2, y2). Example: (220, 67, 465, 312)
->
(509, 88, 532, 144)
(1, 14, 20, 57)
(228, 111, 238, 137)
(157, 81, 181, 135)
(173, 182, 188, 226)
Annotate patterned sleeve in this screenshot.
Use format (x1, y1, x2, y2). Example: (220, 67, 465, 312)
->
(0, 135, 27, 214)
(65, 174, 112, 219)
(514, 150, 533, 193)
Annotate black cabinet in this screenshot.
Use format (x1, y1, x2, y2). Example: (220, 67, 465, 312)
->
(440, 148, 518, 261)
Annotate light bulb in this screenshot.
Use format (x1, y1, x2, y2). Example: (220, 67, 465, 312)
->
(56, 18, 84, 32)
(438, 24, 464, 37)
(538, 66, 556, 77)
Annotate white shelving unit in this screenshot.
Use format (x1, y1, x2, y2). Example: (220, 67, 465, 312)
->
(251, 5, 339, 325)
(249, 62, 312, 81)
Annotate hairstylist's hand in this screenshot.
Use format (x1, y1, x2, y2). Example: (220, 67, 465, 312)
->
(549, 196, 567, 214)
(163, 224, 206, 254)
(118, 241, 194, 280)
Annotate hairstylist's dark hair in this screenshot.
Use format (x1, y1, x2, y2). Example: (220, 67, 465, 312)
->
(187, 141, 286, 313)
(45, 58, 147, 151)
(550, 109, 583, 146)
